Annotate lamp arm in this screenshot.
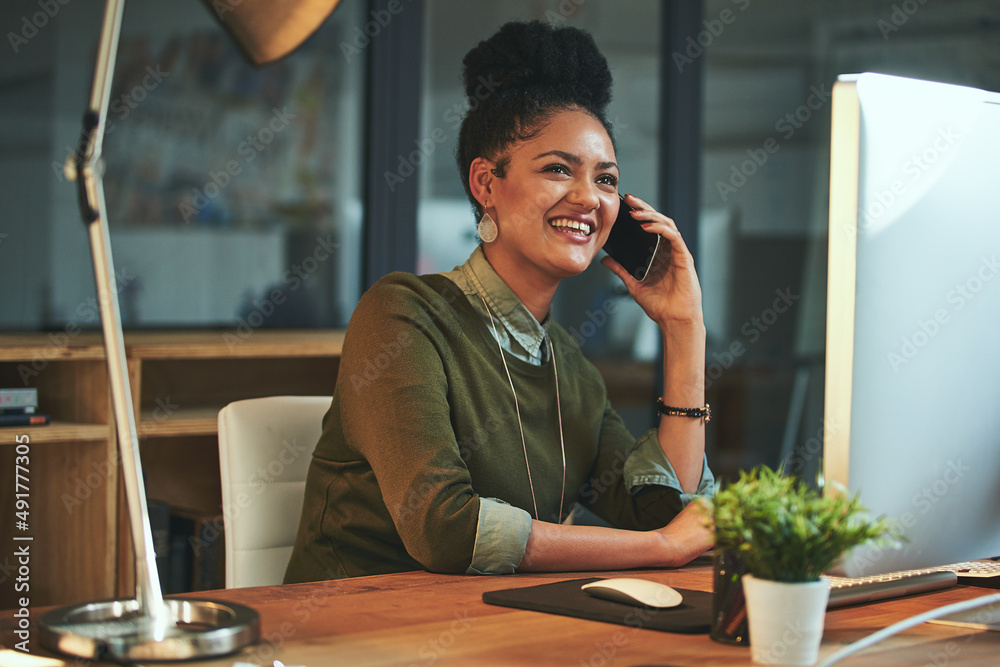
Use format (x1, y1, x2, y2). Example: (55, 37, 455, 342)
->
(67, 0, 167, 636)
(73, 0, 120, 222)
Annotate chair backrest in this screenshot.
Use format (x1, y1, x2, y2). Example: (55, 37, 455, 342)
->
(217, 395, 331, 588)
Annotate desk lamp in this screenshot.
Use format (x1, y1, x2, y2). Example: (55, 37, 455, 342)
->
(38, 0, 340, 660)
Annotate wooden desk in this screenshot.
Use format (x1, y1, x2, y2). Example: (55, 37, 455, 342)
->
(7, 561, 998, 666)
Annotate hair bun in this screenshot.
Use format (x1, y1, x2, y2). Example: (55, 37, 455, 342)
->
(462, 21, 612, 113)
(455, 21, 616, 218)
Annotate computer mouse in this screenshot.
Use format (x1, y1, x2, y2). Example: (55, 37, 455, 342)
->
(581, 578, 683, 609)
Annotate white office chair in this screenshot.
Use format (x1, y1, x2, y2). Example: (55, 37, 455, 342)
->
(217, 395, 331, 588)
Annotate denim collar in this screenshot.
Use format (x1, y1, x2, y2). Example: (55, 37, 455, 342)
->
(457, 246, 549, 362)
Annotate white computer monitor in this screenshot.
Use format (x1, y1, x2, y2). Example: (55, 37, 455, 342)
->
(825, 72, 1000, 577)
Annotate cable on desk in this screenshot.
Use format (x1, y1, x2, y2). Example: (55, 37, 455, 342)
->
(818, 592, 1000, 667)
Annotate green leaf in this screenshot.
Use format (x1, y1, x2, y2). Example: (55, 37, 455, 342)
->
(708, 465, 897, 582)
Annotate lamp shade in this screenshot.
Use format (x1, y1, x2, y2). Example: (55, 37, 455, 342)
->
(202, 0, 342, 65)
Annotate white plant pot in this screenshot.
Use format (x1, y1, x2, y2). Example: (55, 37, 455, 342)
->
(742, 574, 831, 665)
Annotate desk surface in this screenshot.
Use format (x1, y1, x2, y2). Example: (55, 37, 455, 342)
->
(6, 560, 1000, 666)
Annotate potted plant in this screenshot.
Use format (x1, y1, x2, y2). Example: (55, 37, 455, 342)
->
(709, 466, 895, 666)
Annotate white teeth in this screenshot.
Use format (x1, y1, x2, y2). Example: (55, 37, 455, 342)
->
(549, 218, 592, 236)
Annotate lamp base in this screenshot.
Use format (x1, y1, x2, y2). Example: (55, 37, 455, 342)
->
(39, 598, 259, 662)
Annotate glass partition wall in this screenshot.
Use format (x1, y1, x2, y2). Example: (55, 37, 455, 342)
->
(699, 0, 1000, 480)
(3, 0, 998, 477)
(0, 0, 367, 331)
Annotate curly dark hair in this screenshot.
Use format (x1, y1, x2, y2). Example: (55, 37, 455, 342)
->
(456, 21, 615, 216)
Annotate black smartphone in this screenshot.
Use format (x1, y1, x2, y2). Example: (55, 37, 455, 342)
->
(602, 194, 663, 282)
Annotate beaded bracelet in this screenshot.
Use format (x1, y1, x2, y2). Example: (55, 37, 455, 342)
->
(656, 397, 711, 422)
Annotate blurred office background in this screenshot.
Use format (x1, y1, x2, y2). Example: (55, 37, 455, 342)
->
(2, 0, 998, 480)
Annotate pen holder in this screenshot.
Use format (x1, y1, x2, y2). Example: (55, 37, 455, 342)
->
(710, 549, 749, 646)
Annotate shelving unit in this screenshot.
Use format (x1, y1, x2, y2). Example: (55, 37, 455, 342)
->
(0, 330, 343, 609)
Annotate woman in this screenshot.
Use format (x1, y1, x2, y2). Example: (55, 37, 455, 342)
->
(284, 20, 714, 583)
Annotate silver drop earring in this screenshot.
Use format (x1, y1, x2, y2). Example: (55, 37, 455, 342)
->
(478, 212, 498, 243)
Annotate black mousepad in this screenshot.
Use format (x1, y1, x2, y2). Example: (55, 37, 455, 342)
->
(482, 577, 712, 634)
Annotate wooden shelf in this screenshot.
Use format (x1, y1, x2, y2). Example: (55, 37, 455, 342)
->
(124, 329, 345, 359)
(0, 333, 106, 361)
(0, 329, 344, 609)
(0, 329, 345, 362)
(139, 406, 223, 437)
(0, 421, 109, 444)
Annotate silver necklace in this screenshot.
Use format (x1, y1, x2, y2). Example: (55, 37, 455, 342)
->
(478, 293, 567, 522)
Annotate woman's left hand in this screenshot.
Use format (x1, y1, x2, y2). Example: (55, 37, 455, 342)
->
(600, 193, 704, 329)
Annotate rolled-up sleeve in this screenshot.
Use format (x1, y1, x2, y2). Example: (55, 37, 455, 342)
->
(623, 428, 715, 504)
(579, 399, 714, 531)
(465, 498, 533, 575)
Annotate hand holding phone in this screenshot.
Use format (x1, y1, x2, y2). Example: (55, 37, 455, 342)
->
(601, 194, 663, 282)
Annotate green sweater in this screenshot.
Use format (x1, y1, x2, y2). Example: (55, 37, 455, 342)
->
(284, 272, 693, 583)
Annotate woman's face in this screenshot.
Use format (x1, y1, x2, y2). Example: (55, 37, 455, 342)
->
(486, 108, 620, 281)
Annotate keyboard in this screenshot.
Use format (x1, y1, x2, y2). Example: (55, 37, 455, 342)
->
(949, 559, 1000, 584)
(826, 559, 1000, 609)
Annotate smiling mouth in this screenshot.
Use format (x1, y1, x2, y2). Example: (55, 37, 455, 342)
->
(549, 217, 593, 237)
